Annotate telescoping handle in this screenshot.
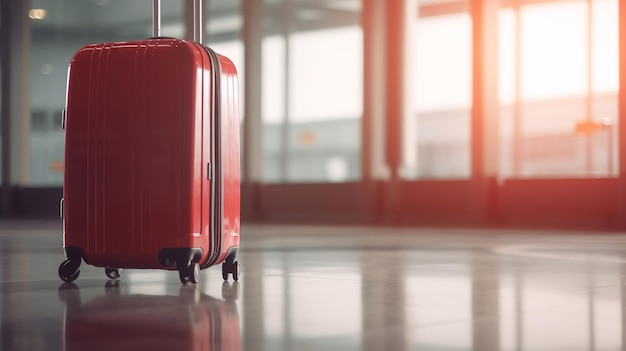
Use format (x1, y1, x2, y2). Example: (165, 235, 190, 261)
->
(152, 0, 161, 37)
(152, 0, 204, 43)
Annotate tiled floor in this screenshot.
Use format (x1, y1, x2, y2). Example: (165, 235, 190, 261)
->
(2, 222, 626, 350)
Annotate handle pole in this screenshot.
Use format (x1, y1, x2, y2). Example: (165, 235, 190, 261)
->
(153, 0, 161, 37)
(194, 0, 203, 43)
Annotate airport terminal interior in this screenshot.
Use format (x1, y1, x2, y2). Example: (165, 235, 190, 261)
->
(2, 0, 626, 349)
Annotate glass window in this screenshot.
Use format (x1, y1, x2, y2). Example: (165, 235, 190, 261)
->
(262, 0, 363, 183)
(404, 2, 472, 180)
(29, 0, 184, 186)
(262, 35, 286, 182)
(30, 111, 48, 132)
(498, 0, 618, 178)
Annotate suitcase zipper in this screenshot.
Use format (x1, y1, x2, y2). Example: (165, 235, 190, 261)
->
(202, 45, 223, 269)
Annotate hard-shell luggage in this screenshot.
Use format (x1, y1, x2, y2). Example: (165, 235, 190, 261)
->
(58, 0, 240, 284)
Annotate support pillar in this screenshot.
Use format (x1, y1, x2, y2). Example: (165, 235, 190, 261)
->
(241, 0, 264, 221)
(470, 0, 500, 224)
(617, 0, 626, 228)
(1, 0, 31, 217)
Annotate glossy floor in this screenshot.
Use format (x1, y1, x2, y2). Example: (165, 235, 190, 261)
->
(2, 222, 626, 350)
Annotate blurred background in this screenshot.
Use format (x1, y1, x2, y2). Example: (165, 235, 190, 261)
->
(1, 0, 624, 228)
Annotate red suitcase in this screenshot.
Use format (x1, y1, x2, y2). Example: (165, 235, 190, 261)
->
(58, 1, 240, 284)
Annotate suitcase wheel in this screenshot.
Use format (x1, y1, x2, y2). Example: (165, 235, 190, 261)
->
(232, 262, 240, 281)
(105, 268, 123, 280)
(222, 260, 240, 282)
(178, 261, 199, 285)
(58, 259, 81, 283)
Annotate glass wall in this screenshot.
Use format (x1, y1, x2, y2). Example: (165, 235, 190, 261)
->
(498, 0, 618, 178)
(28, 0, 184, 186)
(22, 0, 624, 187)
(262, 0, 363, 183)
(404, 0, 472, 180)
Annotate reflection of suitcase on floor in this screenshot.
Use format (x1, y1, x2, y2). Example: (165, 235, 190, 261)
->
(58, 0, 240, 284)
(59, 282, 241, 351)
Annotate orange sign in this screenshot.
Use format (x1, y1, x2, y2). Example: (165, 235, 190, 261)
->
(575, 121, 605, 134)
(51, 160, 64, 172)
(299, 131, 317, 146)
